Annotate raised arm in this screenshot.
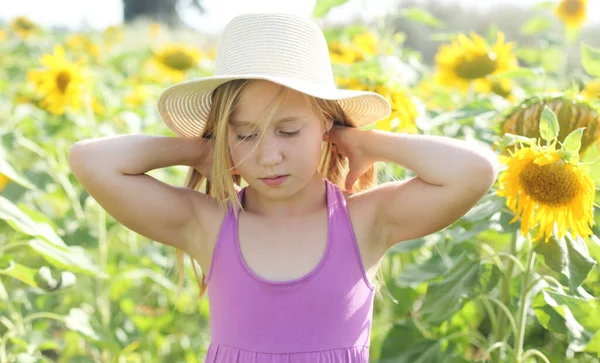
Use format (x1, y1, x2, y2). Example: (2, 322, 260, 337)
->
(68, 134, 221, 257)
(328, 127, 499, 249)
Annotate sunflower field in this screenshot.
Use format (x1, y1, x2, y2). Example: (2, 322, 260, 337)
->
(1, 0, 600, 362)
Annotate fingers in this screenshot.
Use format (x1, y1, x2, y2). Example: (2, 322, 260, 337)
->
(345, 170, 359, 192)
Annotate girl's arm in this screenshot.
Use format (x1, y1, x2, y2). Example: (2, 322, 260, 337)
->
(68, 134, 220, 255)
(329, 128, 499, 248)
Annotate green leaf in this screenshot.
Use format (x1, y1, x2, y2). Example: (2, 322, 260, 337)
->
(0, 158, 37, 191)
(490, 67, 544, 80)
(399, 7, 444, 28)
(419, 255, 501, 324)
(564, 234, 597, 290)
(495, 133, 536, 153)
(581, 141, 600, 188)
(532, 290, 600, 352)
(535, 234, 596, 290)
(65, 308, 120, 351)
(539, 105, 560, 143)
(312, 0, 348, 18)
(581, 42, 600, 77)
(0, 260, 38, 287)
(379, 320, 425, 360)
(396, 254, 454, 288)
(521, 16, 552, 35)
(461, 193, 505, 223)
(0, 196, 66, 247)
(28, 239, 107, 278)
(561, 127, 585, 161)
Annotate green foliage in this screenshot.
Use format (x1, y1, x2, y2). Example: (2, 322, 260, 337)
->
(1, 3, 599, 363)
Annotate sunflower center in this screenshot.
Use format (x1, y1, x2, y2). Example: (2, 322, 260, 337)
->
(454, 52, 499, 79)
(161, 51, 196, 71)
(16, 18, 34, 31)
(564, 0, 584, 14)
(519, 159, 580, 206)
(55, 71, 71, 93)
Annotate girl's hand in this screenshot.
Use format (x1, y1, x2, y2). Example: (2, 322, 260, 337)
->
(193, 138, 239, 179)
(193, 137, 214, 178)
(326, 125, 376, 192)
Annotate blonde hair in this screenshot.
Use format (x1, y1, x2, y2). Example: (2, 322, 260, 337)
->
(175, 79, 380, 299)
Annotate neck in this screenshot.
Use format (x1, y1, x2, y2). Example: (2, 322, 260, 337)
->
(242, 173, 327, 218)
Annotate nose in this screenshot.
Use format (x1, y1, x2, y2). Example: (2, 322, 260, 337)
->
(256, 134, 283, 168)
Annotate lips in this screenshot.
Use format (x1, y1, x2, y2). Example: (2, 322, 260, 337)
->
(260, 174, 288, 187)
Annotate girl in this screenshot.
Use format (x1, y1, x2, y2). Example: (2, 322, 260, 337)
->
(69, 13, 499, 363)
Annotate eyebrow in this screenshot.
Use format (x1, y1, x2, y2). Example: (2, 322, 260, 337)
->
(229, 116, 304, 127)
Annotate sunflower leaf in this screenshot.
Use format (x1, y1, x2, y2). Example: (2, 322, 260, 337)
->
(539, 106, 560, 143)
(399, 7, 444, 28)
(581, 42, 600, 77)
(535, 234, 597, 290)
(560, 127, 585, 162)
(312, 0, 349, 19)
(521, 16, 552, 36)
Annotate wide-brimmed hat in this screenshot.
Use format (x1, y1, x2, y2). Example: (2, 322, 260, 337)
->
(156, 12, 392, 137)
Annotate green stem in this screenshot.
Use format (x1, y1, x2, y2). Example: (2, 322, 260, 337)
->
(481, 251, 526, 273)
(23, 312, 65, 324)
(0, 241, 31, 254)
(515, 235, 536, 361)
(96, 207, 111, 363)
(493, 229, 519, 360)
(478, 295, 519, 340)
(481, 341, 517, 362)
(97, 208, 110, 329)
(522, 349, 551, 363)
(17, 137, 85, 223)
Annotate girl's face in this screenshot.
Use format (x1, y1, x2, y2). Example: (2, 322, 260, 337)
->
(227, 80, 330, 198)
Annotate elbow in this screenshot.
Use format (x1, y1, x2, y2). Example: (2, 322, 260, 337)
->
(472, 153, 500, 191)
(68, 142, 99, 178)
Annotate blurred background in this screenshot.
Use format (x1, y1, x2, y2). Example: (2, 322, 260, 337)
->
(2, 0, 600, 65)
(1, 0, 600, 363)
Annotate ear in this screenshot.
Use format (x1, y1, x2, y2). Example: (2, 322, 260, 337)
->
(323, 118, 334, 134)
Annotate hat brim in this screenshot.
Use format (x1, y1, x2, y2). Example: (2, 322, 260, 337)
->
(156, 74, 392, 137)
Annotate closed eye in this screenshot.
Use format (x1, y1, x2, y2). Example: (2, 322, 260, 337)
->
(236, 134, 258, 141)
(280, 130, 300, 137)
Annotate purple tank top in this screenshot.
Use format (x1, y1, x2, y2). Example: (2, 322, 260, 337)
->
(203, 179, 376, 362)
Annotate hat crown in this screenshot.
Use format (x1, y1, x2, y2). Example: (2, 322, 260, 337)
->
(214, 13, 335, 87)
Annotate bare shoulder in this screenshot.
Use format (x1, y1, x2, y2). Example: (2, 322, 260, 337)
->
(343, 187, 389, 260)
(186, 192, 228, 270)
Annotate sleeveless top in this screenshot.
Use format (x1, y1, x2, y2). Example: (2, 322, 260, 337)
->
(204, 179, 376, 363)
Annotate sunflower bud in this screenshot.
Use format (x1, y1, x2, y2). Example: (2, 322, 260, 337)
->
(500, 95, 600, 156)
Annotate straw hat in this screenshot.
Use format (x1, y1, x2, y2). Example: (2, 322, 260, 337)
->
(156, 12, 392, 138)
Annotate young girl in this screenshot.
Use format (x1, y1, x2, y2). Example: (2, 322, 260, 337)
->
(69, 12, 499, 363)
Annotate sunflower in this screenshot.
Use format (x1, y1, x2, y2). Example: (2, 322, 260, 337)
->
(497, 142, 595, 242)
(581, 79, 600, 101)
(9, 16, 38, 39)
(500, 94, 600, 156)
(555, 0, 587, 29)
(102, 25, 123, 45)
(125, 85, 152, 107)
(150, 44, 202, 82)
(434, 32, 518, 93)
(373, 85, 419, 133)
(0, 173, 10, 191)
(65, 33, 100, 61)
(27, 45, 87, 115)
(328, 31, 380, 64)
(328, 41, 364, 64)
(336, 77, 419, 133)
(149, 22, 161, 38)
(352, 32, 379, 57)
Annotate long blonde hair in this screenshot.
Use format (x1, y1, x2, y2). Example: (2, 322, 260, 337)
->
(175, 79, 378, 299)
